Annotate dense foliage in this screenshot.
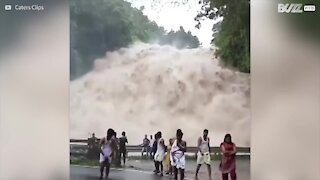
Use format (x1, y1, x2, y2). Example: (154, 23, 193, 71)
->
(158, 26, 200, 49)
(195, 0, 250, 73)
(70, 0, 200, 80)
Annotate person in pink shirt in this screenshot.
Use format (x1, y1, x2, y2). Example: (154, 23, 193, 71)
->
(219, 134, 237, 180)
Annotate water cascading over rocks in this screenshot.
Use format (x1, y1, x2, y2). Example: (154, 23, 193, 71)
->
(70, 43, 250, 146)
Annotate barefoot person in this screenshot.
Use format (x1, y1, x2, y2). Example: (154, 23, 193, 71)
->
(152, 133, 159, 173)
(113, 132, 121, 166)
(154, 131, 165, 176)
(99, 129, 117, 180)
(171, 129, 187, 180)
(149, 135, 154, 157)
(119, 131, 128, 166)
(219, 134, 237, 180)
(195, 129, 212, 179)
(165, 138, 173, 175)
(88, 133, 98, 159)
(141, 135, 150, 157)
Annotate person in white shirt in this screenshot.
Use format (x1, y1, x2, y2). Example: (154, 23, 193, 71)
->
(99, 129, 117, 180)
(149, 135, 154, 157)
(195, 129, 212, 179)
(171, 129, 187, 180)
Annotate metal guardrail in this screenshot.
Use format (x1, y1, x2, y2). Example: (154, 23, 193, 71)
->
(70, 139, 250, 154)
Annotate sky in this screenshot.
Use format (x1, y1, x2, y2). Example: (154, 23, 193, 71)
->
(127, 0, 221, 47)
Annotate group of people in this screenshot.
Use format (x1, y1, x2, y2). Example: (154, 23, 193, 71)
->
(140, 130, 186, 179)
(98, 128, 237, 180)
(141, 134, 153, 157)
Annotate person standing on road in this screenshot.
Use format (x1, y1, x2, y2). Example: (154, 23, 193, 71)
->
(88, 133, 98, 148)
(141, 135, 150, 157)
(113, 132, 121, 167)
(88, 133, 98, 159)
(119, 131, 128, 166)
(154, 131, 165, 176)
(99, 129, 117, 180)
(165, 138, 173, 175)
(152, 133, 159, 173)
(149, 135, 154, 157)
(219, 134, 237, 180)
(171, 129, 187, 180)
(195, 129, 212, 179)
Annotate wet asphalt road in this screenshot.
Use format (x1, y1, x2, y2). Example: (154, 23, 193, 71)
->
(71, 158, 250, 180)
(70, 166, 173, 180)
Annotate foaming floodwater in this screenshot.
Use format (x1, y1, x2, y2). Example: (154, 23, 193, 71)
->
(70, 43, 250, 146)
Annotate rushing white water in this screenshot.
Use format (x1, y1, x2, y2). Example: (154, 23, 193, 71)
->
(70, 43, 250, 146)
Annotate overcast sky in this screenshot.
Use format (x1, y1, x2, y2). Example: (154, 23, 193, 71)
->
(128, 0, 221, 47)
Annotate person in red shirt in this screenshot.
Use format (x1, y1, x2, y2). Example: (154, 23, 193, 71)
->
(219, 134, 237, 180)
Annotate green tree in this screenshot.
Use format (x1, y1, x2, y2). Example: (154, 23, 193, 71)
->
(195, 0, 250, 73)
(70, 0, 200, 79)
(159, 26, 200, 49)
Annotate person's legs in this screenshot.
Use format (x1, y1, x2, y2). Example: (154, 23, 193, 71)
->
(195, 164, 201, 177)
(196, 153, 203, 177)
(122, 151, 126, 165)
(166, 164, 170, 174)
(116, 151, 121, 167)
(230, 169, 237, 180)
(180, 168, 185, 180)
(100, 163, 105, 180)
(166, 162, 172, 174)
(154, 161, 160, 173)
(153, 160, 157, 172)
(159, 161, 163, 176)
(222, 173, 229, 180)
(206, 164, 212, 178)
(119, 151, 123, 165)
(174, 166, 178, 180)
(156, 161, 160, 172)
(105, 163, 110, 179)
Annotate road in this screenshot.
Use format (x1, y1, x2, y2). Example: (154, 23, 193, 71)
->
(126, 159, 250, 179)
(71, 158, 249, 180)
(70, 166, 173, 180)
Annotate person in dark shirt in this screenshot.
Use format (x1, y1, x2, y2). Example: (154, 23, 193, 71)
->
(152, 132, 160, 173)
(88, 133, 97, 146)
(152, 133, 158, 157)
(119, 131, 128, 166)
(88, 133, 98, 159)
